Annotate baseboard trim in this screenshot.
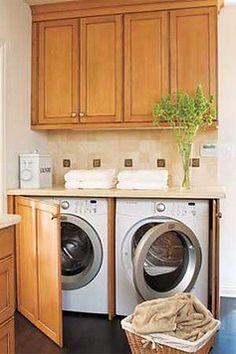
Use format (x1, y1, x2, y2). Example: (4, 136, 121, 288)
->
(220, 286, 236, 297)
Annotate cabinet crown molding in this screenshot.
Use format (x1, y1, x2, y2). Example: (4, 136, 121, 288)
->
(31, 0, 223, 22)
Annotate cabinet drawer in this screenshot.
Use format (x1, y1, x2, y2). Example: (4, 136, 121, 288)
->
(0, 228, 14, 260)
(0, 257, 15, 325)
(0, 318, 15, 354)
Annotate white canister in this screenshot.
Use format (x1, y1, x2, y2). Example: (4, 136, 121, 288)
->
(19, 152, 52, 188)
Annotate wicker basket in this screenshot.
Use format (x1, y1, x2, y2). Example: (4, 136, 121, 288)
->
(125, 330, 216, 354)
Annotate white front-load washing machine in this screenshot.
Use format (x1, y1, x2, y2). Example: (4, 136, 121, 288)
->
(116, 199, 209, 316)
(49, 197, 108, 314)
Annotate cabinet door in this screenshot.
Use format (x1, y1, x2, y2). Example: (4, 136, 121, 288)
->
(35, 199, 62, 347)
(0, 318, 15, 354)
(0, 258, 14, 326)
(0, 228, 15, 326)
(170, 7, 217, 98)
(15, 198, 38, 323)
(38, 19, 79, 125)
(124, 11, 169, 123)
(15, 197, 62, 347)
(80, 15, 123, 124)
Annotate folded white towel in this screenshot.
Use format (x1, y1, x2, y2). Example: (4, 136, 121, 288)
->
(116, 181, 168, 190)
(64, 169, 116, 182)
(65, 180, 116, 189)
(117, 170, 168, 182)
(65, 181, 81, 189)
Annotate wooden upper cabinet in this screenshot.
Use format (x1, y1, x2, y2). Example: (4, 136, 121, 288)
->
(124, 11, 169, 123)
(80, 15, 123, 124)
(15, 197, 62, 347)
(38, 19, 79, 124)
(170, 7, 217, 98)
(31, 2, 219, 129)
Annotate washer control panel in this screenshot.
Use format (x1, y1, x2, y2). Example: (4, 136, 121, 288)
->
(59, 198, 108, 215)
(76, 200, 98, 214)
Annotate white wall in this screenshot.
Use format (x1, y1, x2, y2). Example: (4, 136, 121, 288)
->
(0, 0, 48, 210)
(219, 7, 236, 297)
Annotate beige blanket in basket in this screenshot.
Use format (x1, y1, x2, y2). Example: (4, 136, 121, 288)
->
(131, 293, 218, 342)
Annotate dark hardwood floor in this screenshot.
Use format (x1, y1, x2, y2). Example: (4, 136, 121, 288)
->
(16, 297, 236, 354)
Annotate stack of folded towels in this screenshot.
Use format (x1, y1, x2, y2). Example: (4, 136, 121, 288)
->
(117, 169, 168, 190)
(64, 169, 116, 189)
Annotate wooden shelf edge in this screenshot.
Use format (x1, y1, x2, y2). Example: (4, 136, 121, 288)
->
(31, 121, 219, 131)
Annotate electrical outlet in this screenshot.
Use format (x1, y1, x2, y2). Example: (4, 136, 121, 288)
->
(191, 158, 200, 167)
(63, 159, 71, 168)
(93, 159, 101, 168)
(157, 159, 166, 168)
(124, 159, 133, 167)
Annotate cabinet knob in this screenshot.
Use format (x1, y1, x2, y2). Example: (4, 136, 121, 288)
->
(79, 112, 85, 118)
(71, 112, 77, 118)
(51, 213, 59, 220)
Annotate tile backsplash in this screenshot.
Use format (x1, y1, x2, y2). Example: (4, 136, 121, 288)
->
(47, 128, 218, 187)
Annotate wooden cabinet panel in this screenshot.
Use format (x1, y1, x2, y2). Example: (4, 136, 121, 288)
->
(0, 257, 14, 326)
(124, 11, 169, 122)
(0, 228, 15, 327)
(38, 19, 79, 124)
(15, 198, 38, 323)
(170, 7, 217, 98)
(0, 228, 14, 260)
(0, 318, 15, 354)
(80, 15, 123, 123)
(15, 197, 62, 347)
(35, 201, 62, 346)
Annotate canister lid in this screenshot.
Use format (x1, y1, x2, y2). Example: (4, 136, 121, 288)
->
(19, 150, 51, 158)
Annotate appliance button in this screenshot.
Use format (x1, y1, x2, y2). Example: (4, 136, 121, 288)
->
(155, 202, 166, 213)
(61, 201, 70, 210)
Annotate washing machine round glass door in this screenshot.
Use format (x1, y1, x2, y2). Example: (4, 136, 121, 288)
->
(132, 219, 202, 300)
(61, 214, 103, 290)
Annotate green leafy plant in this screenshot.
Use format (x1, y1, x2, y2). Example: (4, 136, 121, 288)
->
(153, 85, 216, 189)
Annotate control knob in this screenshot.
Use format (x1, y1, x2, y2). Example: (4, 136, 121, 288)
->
(61, 200, 70, 210)
(155, 202, 166, 212)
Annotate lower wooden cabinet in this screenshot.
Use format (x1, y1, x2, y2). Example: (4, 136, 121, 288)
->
(0, 318, 15, 354)
(15, 197, 62, 347)
(0, 228, 15, 326)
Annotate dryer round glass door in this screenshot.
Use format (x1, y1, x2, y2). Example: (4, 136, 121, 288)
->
(61, 214, 103, 290)
(133, 220, 202, 300)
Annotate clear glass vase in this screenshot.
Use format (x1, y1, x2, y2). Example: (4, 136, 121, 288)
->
(178, 142, 192, 190)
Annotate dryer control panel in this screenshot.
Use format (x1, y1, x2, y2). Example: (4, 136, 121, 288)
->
(153, 201, 204, 218)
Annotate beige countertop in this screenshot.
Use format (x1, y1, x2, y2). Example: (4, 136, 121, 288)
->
(7, 186, 225, 199)
(0, 214, 21, 230)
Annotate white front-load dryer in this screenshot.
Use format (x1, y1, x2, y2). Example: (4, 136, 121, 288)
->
(50, 197, 108, 314)
(116, 199, 209, 316)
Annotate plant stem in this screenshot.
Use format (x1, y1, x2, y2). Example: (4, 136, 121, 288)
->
(178, 141, 192, 189)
